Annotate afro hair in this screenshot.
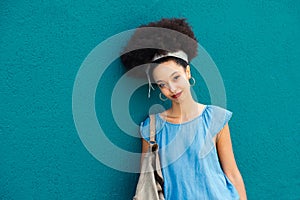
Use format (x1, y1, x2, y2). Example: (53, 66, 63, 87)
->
(120, 18, 198, 78)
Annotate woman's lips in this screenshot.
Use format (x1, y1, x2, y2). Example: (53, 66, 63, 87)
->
(171, 91, 182, 98)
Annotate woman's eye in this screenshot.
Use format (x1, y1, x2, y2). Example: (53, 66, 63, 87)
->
(158, 83, 165, 88)
(174, 75, 180, 80)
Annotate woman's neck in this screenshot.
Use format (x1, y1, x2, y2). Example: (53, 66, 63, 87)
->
(169, 97, 202, 119)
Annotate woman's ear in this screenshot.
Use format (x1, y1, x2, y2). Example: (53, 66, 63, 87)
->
(185, 65, 191, 79)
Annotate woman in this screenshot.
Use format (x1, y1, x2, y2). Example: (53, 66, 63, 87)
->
(121, 18, 247, 200)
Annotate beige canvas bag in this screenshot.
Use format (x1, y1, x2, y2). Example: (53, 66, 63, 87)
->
(133, 114, 165, 200)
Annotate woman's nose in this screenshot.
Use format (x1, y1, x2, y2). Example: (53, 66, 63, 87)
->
(168, 82, 177, 93)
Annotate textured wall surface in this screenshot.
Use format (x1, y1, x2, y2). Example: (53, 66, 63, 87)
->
(1, 0, 299, 199)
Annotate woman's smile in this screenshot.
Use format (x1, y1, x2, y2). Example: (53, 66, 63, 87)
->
(171, 91, 182, 99)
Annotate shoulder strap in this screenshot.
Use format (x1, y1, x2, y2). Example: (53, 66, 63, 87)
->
(149, 114, 156, 142)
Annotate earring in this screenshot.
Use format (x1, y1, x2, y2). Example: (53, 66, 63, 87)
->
(189, 77, 196, 86)
(159, 93, 168, 101)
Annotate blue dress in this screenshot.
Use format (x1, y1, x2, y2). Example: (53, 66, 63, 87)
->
(140, 105, 240, 200)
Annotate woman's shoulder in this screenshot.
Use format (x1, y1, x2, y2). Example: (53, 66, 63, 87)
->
(139, 114, 160, 140)
(203, 104, 233, 136)
(205, 104, 232, 116)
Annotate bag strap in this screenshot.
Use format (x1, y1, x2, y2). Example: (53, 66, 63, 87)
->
(149, 114, 164, 194)
(149, 114, 156, 143)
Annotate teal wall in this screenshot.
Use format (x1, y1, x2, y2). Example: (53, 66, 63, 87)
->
(1, 0, 299, 199)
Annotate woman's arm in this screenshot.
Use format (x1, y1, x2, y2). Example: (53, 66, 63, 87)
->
(216, 123, 247, 200)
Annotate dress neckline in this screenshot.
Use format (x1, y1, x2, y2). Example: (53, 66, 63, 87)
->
(156, 105, 208, 126)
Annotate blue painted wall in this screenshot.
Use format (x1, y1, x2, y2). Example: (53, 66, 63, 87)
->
(1, 0, 299, 199)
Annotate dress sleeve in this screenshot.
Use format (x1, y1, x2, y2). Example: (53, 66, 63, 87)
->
(139, 116, 151, 142)
(199, 105, 233, 158)
(206, 105, 233, 137)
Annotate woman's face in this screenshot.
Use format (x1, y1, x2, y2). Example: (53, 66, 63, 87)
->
(152, 60, 191, 102)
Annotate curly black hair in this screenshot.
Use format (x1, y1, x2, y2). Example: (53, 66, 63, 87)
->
(120, 18, 198, 78)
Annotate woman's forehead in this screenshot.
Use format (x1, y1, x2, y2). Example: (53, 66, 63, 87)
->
(152, 61, 185, 80)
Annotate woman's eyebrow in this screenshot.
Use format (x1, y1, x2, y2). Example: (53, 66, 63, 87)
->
(156, 71, 179, 83)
